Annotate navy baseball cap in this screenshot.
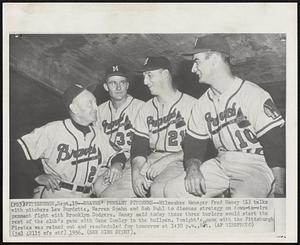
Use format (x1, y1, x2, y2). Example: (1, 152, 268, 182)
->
(63, 83, 96, 108)
(105, 64, 129, 80)
(138, 56, 172, 73)
(182, 34, 230, 58)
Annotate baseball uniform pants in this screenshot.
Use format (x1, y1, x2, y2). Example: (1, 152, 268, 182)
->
(164, 151, 275, 198)
(140, 152, 185, 197)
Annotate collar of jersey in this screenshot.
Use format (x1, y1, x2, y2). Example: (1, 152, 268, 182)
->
(70, 119, 91, 136)
(109, 94, 133, 113)
(153, 89, 180, 106)
(209, 77, 243, 101)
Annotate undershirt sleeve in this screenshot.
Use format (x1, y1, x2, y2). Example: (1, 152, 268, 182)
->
(130, 133, 151, 160)
(182, 133, 209, 169)
(14, 140, 44, 180)
(258, 125, 285, 168)
(111, 152, 127, 166)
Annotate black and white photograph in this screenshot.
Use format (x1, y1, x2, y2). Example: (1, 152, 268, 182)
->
(3, 3, 297, 242)
(9, 33, 287, 199)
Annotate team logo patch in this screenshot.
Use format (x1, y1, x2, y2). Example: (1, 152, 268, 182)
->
(263, 98, 281, 119)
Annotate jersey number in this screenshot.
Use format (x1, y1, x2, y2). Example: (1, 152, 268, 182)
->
(115, 131, 133, 146)
(168, 130, 185, 146)
(235, 129, 258, 148)
(87, 166, 97, 183)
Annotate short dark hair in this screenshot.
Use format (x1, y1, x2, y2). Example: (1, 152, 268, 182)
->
(220, 53, 231, 67)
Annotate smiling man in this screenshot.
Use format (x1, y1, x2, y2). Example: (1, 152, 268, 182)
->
(130, 56, 197, 197)
(16, 83, 123, 198)
(164, 34, 286, 198)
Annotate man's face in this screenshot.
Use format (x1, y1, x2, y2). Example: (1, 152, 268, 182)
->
(143, 69, 164, 96)
(104, 75, 129, 101)
(73, 90, 98, 124)
(191, 52, 213, 83)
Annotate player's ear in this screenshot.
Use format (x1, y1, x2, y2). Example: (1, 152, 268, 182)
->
(211, 52, 221, 67)
(103, 82, 109, 92)
(69, 103, 78, 114)
(161, 69, 169, 79)
(125, 79, 129, 90)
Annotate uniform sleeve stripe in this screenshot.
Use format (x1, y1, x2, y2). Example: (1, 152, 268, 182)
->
(17, 138, 33, 160)
(187, 129, 210, 140)
(187, 123, 209, 137)
(256, 117, 284, 135)
(188, 128, 209, 137)
(256, 118, 285, 138)
(133, 129, 149, 139)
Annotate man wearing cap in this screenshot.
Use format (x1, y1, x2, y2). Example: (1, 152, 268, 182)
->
(131, 56, 197, 197)
(164, 34, 286, 198)
(93, 64, 144, 197)
(15, 83, 125, 198)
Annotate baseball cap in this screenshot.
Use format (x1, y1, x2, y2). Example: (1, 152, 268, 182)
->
(62, 83, 95, 108)
(182, 34, 230, 58)
(138, 56, 172, 73)
(105, 64, 129, 80)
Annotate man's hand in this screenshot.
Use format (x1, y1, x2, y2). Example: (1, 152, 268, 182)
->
(35, 174, 62, 192)
(132, 170, 150, 197)
(146, 158, 169, 180)
(107, 162, 124, 184)
(271, 167, 285, 197)
(184, 158, 206, 196)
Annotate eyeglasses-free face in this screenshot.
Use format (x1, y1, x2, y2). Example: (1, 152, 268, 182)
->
(104, 75, 129, 101)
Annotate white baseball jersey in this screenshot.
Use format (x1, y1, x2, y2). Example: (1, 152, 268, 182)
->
(97, 95, 144, 154)
(133, 90, 197, 152)
(187, 77, 285, 155)
(17, 119, 117, 192)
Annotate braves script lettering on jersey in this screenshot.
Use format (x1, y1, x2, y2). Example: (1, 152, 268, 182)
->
(188, 77, 284, 153)
(97, 95, 144, 156)
(134, 90, 196, 153)
(17, 119, 117, 198)
(165, 77, 284, 198)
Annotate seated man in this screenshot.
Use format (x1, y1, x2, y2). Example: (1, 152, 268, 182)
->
(93, 64, 144, 197)
(16, 83, 125, 198)
(131, 56, 197, 197)
(165, 35, 285, 198)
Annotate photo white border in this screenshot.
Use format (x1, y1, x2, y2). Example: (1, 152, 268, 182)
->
(3, 3, 298, 242)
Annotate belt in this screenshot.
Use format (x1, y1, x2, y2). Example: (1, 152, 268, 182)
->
(59, 181, 92, 194)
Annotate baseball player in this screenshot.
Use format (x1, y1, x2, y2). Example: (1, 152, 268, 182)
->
(93, 64, 144, 197)
(16, 83, 124, 198)
(131, 56, 197, 197)
(164, 34, 286, 198)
